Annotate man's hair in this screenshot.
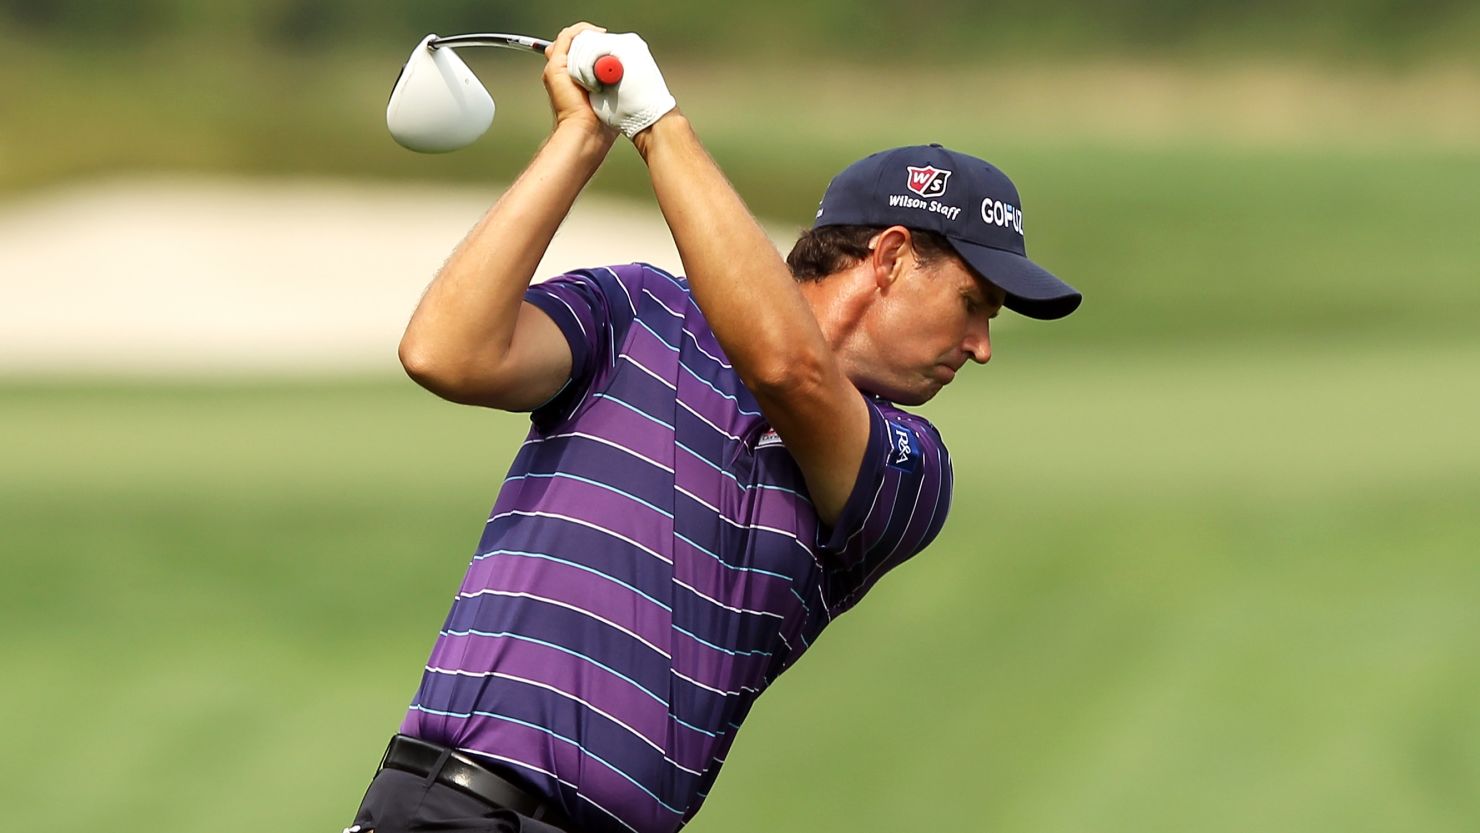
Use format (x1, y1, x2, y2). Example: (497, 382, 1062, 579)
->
(785, 225, 957, 282)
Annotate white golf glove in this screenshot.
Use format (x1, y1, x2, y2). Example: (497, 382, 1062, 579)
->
(567, 31, 676, 138)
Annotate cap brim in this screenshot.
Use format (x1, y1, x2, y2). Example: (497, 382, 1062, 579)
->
(948, 238, 1082, 320)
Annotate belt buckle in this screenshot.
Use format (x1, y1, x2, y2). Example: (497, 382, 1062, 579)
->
(442, 753, 482, 793)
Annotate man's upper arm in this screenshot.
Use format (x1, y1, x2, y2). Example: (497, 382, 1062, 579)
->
(449, 261, 630, 416)
(403, 299, 572, 411)
(476, 301, 574, 411)
(519, 265, 644, 426)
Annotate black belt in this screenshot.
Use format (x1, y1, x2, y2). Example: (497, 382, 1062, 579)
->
(378, 734, 577, 832)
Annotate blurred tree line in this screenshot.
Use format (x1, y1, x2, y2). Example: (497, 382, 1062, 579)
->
(1, 0, 1476, 63)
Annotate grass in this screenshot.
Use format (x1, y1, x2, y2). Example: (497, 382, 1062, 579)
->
(3, 335, 1477, 833)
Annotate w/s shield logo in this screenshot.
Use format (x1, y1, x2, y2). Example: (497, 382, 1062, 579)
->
(906, 165, 951, 198)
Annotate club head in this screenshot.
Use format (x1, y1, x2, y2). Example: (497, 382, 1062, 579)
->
(386, 34, 495, 153)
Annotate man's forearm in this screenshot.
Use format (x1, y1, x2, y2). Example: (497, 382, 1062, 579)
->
(400, 123, 614, 380)
(632, 113, 833, 391)
(633, 112, 869, 521)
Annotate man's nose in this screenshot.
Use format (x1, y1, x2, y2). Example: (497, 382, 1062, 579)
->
(965, 324, 992, 364)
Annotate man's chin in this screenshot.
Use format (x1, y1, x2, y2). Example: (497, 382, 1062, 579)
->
(865, 383, 936, 407)
(853, 374, 942, 406)
(903, 385, 942, 406)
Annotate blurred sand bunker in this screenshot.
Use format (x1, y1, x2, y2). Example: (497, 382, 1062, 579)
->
(0, 178, 785, 375)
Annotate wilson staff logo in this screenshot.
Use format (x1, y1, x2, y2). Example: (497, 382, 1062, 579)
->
(905, 165, 951, 198)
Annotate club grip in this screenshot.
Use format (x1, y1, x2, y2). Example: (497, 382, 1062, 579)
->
(593, 54, 624, 85)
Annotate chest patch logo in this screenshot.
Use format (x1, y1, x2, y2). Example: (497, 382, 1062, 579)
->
(886, 420, 921, 473)
(757, 428, 785, 449)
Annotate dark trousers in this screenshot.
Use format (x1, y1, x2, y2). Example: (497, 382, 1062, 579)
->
(349, 767, 573, 833)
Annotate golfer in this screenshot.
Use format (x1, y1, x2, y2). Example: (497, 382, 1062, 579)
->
(347, 22, 1080, 833)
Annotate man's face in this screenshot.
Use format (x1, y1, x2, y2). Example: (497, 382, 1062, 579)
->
(860, 250, 1004, 405)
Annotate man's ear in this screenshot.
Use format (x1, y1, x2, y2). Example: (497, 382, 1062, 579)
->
(869, 226, 914, 291)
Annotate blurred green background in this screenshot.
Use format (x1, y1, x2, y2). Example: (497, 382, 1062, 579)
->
(2, 3, 1477, 833)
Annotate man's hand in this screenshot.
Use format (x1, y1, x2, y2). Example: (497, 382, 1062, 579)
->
(566, 31, 677, 138)
(543, 23, 619, 141)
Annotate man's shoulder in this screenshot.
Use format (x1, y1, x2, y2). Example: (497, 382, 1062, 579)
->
(596, 261, 687, 287)
(538, 261, 683, 289)
(568, 262, 693, 312)
(631, 262, 691, 300)
(867, 397, 948, 449)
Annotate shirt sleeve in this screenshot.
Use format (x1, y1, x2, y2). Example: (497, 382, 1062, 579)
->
(816, 399, 954, 614)
(522, 263, 646, 429)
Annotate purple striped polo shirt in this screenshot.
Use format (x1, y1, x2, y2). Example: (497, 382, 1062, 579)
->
(401, 263, 952, 833)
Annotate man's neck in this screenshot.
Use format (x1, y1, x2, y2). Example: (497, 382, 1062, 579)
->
(798, 267, 874, 390)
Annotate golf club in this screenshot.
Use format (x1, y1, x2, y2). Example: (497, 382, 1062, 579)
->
(387, 32, 624, 154)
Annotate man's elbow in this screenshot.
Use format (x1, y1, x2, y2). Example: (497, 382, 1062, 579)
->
(399, 338, 487, 403)
(399, 336, 444, 385)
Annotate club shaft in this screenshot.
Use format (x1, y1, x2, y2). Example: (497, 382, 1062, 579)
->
(428, 33, 551, 53)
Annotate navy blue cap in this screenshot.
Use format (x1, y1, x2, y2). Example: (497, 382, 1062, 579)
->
(813, 144, 1081, 320)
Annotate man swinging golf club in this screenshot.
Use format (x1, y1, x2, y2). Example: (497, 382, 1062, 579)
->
(348, 21, 1081, 833)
